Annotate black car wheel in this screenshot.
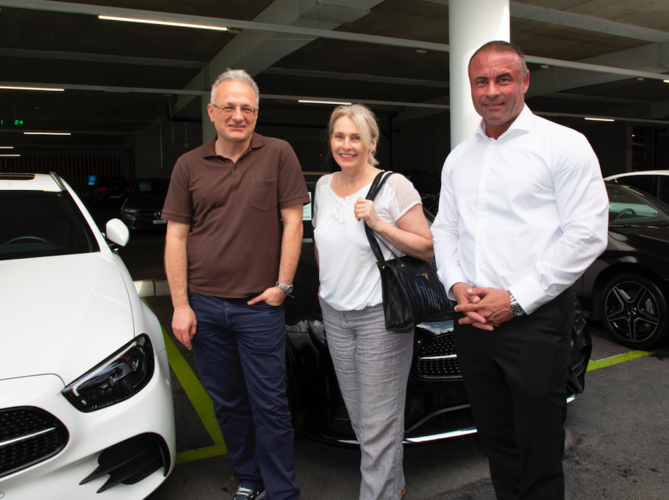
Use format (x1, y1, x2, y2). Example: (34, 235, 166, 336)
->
(601, 273, 669, 350)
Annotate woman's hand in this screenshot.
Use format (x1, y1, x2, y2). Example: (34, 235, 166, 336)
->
(354, 198, 382, 230)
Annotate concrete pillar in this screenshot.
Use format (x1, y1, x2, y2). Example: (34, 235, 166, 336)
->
(449, 0, 510, 149)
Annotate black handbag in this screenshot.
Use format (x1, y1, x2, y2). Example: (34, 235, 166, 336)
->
(364, 171, 451, 332)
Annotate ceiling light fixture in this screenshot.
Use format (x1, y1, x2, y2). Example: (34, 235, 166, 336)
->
(0, 146, 14, 149)
(298, 100, 352, 105)
(24, 132, 72, 136)
(584, 117, 615, 122)
(98, 15, 230, 31)
(664, 80, 669, 84)
(416, 49, 427, 54)
(541, 64, 550, 69)
(0, 154, 20, 157)
(0, 86, 64, 92)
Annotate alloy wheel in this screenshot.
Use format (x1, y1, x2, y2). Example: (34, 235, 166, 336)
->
(602, 274, 668, 349)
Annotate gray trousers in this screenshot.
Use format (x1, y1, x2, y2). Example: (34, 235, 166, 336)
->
(319, 298, 413, 500)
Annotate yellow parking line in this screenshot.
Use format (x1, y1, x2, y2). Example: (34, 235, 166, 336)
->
(176, 444, 228, 465)
(160, 327, 227, 453)
(143, 298, 227, 462)
(587, 349, 657, 372)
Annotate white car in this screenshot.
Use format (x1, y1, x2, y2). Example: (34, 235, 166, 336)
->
(604, 170, 669, 205)
(0, 172, 176, 499)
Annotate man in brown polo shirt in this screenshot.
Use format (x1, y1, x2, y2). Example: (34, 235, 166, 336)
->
(162, 69, 308, 500)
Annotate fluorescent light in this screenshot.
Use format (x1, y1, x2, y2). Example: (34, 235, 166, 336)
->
(298, 100, 352, 105)
(0, 154, 20, 157)
(584, 117, 615, 122)
(664, 80, 669, 83)
(24, 132, 71, 136)
(0, 146, 14, 149)
(99, 15, 229, 31)
(0, 86, 64, 92)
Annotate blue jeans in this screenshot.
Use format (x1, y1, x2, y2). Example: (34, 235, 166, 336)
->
(189, 292, 300, 500)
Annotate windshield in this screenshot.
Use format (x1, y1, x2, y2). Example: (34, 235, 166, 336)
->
(130, 179, 170, 197)
(0, 190, 98, 260)
(607, 183, 669, 225)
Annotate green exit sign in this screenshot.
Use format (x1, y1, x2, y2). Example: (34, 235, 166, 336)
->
(0, 119, 24, 125)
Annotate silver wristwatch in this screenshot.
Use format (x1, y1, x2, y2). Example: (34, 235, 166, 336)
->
(275, 281, 293, 294)
(509, 291, 526, 317)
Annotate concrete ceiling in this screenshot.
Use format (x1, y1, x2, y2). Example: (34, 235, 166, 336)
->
(1, 0, 669, 152)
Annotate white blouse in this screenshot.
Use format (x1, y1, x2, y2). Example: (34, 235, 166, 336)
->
(313, 172, 422, 311)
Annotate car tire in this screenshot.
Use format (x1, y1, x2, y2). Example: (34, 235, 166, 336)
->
(601, 273, 669, 350)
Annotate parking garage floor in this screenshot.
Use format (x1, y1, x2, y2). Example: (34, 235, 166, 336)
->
(92, 205, 669, 500)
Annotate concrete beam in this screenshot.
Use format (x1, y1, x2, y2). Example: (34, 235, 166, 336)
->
(0, 48, 206, 68)
(263, 67, 449, 88)
(424, 0, 669, 43)
(527, 43, 669, 98)
(3, 0, 669, 83)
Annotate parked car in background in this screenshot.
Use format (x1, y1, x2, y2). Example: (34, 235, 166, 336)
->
(282, 172, 593, 445)
(0, 172, 175, 498)
(121, 178, 170, 231)
(605, 170, 669, 205)
(396, 169, 441, 213)
(92, 176, 130, 206)
(575, 182, 669, 350)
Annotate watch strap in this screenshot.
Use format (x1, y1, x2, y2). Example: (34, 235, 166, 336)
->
(275, 281, 293, 294)
(509, 291, 526, 317)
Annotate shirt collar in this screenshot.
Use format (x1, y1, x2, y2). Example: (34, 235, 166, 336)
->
(475, 104, 534, 140)
(203, 132, 266, 158)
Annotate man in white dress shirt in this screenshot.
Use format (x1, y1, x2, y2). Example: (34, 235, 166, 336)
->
(431, 41, 608, 499)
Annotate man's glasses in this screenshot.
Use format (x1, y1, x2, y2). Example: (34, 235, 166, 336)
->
(211, 104, 257, 116)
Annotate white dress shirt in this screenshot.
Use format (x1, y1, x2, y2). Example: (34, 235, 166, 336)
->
(313, 173, 421, 311)
(431, 105, 609, 314)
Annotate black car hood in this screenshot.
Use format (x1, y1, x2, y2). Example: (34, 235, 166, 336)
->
(124, 195, 166, 211)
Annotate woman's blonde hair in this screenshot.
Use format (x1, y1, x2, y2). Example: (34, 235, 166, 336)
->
(328, 104, 380, 166)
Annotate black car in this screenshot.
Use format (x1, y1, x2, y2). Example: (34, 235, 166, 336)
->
(92, 176, 130, 206)
(120, 178, 170, 230)
(605, 170, 669, 205)
(284, 172, 593, 445)
(575, 182, 669, 350)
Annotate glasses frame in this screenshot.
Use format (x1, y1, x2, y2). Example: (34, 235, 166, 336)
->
(211, 103, 257, 116)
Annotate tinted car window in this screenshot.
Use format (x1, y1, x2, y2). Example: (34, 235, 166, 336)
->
(658, 177, 669, 205)
(614, 175, 656, 195)
(0, 190, 98, 260)
(607, 184, 669, 225)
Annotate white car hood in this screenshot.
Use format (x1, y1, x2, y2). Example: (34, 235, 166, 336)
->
(0, 252, 135, 384)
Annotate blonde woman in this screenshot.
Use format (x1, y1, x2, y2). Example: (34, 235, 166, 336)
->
(312, 104, 434, 500)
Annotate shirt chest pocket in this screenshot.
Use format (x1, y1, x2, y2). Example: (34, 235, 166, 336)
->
(251, 178, 278, 212)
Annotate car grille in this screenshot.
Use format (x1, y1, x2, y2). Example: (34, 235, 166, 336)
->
(415, 333, 462, 380)
(0, 407, 69, 478)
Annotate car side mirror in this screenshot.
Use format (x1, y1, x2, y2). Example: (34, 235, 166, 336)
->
(105, 218, 130, 248)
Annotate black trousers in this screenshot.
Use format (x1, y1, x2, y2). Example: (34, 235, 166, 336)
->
(454, 289, 574, 500)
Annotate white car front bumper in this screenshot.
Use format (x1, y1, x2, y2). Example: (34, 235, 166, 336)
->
(0, 349, 175, 500)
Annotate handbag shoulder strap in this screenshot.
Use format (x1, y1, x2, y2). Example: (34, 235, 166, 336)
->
(364, 171, 399, 265)
(366, 170, 396, 201)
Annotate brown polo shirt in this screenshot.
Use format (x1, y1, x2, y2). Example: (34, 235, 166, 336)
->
(162, 132, 310, 298)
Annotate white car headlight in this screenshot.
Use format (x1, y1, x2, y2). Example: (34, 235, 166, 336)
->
(62, 335, 154, 412)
